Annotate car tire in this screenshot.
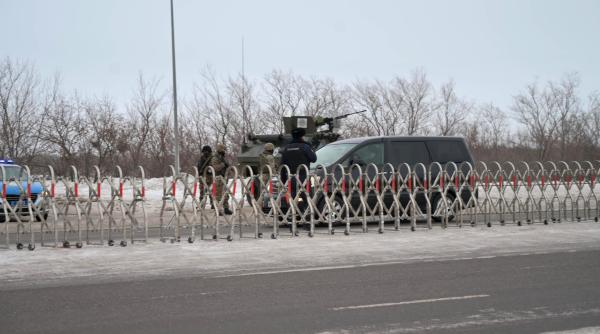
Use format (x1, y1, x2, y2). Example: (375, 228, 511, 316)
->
(318, 195, 345, 224)
(432, 192, 455, 223)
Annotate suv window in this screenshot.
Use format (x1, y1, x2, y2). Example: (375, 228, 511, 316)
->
(344, 142, 384, 166)
(388, 141, 430, 167)
(426, 140, 470, 163)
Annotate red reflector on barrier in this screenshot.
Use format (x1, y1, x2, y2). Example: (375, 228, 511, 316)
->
(499, 175, 504, 188)
(97, 182, 101, 197)
(541, 175, 545, 188)
(2, 183, 6, 199)
(74, 183, 79, 198)
(193, 183, 198, 198)
(51, 183, 55, 198)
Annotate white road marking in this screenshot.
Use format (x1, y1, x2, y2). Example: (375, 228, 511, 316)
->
(212, 251, 562, 278)
(330, 294, 490, 311)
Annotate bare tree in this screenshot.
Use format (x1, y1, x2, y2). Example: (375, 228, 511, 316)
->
(351, 80, 400, 136)
(397, 69, 433, 135)
(479, 103, 508, 151)
(0, 58, 43, 163)
(125, 73, 164, 171)
(261, 70, 305, 133)
(434, 80, 472, 136)
(512, 81, 558, 160)
(84, 96, 125, 173)
(548, 73, 581, 160)
(38, 75, 86, 170)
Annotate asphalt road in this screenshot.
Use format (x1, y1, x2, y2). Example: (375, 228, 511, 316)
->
(1, 249, 599, 334)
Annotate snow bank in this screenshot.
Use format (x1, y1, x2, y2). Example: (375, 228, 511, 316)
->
(1, 221, 599, 290)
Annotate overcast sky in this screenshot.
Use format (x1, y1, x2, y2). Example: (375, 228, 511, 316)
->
(2, 0, 599, 111)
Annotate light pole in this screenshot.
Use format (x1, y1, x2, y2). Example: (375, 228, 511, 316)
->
(170, 0, 180, 174)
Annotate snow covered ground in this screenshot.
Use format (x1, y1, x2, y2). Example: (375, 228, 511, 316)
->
(1, 221, 599, 291)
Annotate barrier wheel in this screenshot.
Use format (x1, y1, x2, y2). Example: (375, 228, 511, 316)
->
(517, 221, 522, 226)
(108, 240, 115, 246)
(378, 228, 383, 234)
(576, 217, 581, 222)
(212, 235, 217, 240)
(500, 220, 505, 225)
(119, 241, 127, 247)
(75, 242, 83, 249)
(527, 219, 532, 224)
(308, 232, 313, 237)
(411, 226, 415, 232)
(294, 232, 299, 237)
(271, 233, 277, 239)
(487, 222, 492, 228)
(187, 237, 194, 243)
(595, 217, 598, 222)
(543, 219, 548, 225)
(16, 243, 24, 250)
(257, 232, 263, 238)
(63, 241, 71, 248)
(28, 244, 35, 251)
(170, 239, 175, 244)
(344, 230, 350, 236)
(227, 235, 233, 242)
(330, 229, 335, 235)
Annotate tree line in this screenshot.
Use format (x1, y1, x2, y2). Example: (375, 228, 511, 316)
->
(1, 57, 599, 177)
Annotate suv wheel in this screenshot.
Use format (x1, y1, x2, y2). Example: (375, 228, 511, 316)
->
(432, 193, 456, 223)
(318, 195, 345, 224)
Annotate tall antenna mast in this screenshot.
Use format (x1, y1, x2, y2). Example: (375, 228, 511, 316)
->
(170, 0, 180, 174)
(241, 36, 247, 143)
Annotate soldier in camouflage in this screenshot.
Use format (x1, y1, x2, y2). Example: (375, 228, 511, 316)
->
(210, 143, 232, 215)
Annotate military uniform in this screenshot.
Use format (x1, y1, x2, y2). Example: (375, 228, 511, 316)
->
(210, 144, 231, 214)
(197, 145, 213, 198)
(258, 143, 278, 200)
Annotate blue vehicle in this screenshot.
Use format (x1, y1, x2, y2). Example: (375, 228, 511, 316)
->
(0, 159, 48, 222)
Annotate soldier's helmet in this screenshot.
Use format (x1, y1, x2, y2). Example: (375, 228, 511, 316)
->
(291, 128, 306, 139)
(216, 143, 226, 153)
(264, 142, 275, 153)
(201, 145, 212, 153)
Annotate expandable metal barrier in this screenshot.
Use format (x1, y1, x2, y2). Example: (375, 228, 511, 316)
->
(1, 161, 598, 250)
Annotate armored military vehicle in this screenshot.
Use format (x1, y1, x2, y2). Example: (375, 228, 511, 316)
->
(237, 110, 366, 176)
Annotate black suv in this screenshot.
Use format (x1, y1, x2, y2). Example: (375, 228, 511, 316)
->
(312, 136, 476, 221)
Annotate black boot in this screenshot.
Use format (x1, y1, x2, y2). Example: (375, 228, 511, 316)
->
(223, 208, 233, 215)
